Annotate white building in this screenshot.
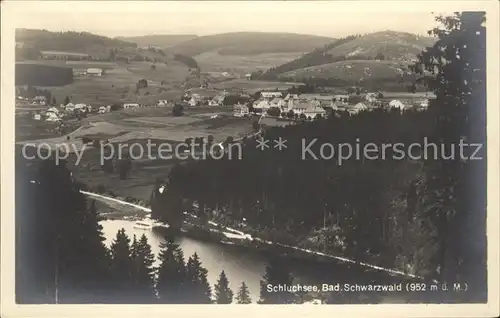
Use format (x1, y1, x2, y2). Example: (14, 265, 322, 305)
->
(261, 91, 282, 99)
(303, 105, 327, 119)
(233, 104, 249, 117)
(253, 100, 271, 113)
(349, 102, 368, 115)
(388, 99, 406, 110)
(87, 68, 103, 76)
(269, 97, 286, 109)
(65, 103, 75, 111)
(124, 103, 140, 109)
(209, 95, 225, 106)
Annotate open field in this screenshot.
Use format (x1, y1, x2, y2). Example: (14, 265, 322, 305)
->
(280, 60, 406, 82)
(211, 79, 304, 93)
(21, 60, 190, 105)
(195, 51, 304, 74)
(19, 105, 255, 200)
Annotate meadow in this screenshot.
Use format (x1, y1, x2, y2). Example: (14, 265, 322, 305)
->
(27, 60, 190, 106)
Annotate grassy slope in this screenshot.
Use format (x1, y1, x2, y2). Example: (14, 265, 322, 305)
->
(281, 60, 405, 81)
(167, 32, 335, 56)
(325, 31, 435, 60)
(269, 31, 436, 83)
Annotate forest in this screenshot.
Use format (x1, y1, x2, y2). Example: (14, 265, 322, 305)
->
(16, 63, 74, 86)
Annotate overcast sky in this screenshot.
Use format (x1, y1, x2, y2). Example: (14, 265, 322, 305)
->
(11, 1, 452, 38)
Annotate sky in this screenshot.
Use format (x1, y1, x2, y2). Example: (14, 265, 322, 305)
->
(10, 1, 452, 38)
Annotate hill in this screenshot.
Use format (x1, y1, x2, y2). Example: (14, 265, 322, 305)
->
(16, 29, 137, 57)
(324, 30, 435, 61)
(166, 32, 336, 56)
(254, 31, 435, 80)
(116, 34, 198, 48)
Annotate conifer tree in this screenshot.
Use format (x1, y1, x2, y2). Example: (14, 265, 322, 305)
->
(109, 228, 134, 303)
(130, 234, 156, 303)
(15, 157, 112, 303)
(156, 238, 187, 303)
(185, 252, 212, 303)
(235, 282, 252, 304)
(258, 258, 296, 304)
(214, 270, 233, 304)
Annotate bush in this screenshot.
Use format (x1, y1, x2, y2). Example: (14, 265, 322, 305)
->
(267, 107, 281, 117)
(172, 104, 184, 116)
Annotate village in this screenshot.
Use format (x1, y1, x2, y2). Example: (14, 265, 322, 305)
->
(17, 78, 432, 125)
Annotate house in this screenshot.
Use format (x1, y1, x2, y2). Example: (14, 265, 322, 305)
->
(32, 96, 47, 105)
(334, 95, 350, 103)
(286, 100, 310, 115)
(123, 103, 140, 109)
(284, 94, 300, 101)
(158, 100, 169, 107)
(221, 72, 230, 77)
(349, 102, 368, 115)
(209, 95, 225, 106)
(188, 95, 203, 106)
(65, 103, 75, 111)
(303, 105, 327, 119)
(64, 103, 75, 111)
(253, 100, 271, 113)
(245, 73, 252, 80)
(261, 92, 282, 99)
(74, 103, 88, 112)
(47, 107, 60, 114)
(416, 98, 429, 109)
(73, 69, 87, 76)
(388, 99, 406, 110)
(33, 113, 42, 121)
(87, 68, 103, 76)
(233, 104, 249, 117)
(269, 97, 286, 109)
(45, 111, 61, 122)
(98, 106, 107, 114)
(364, 93, 377, 103)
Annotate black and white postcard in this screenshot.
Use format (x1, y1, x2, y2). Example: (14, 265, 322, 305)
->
(1, 1, 499, 317)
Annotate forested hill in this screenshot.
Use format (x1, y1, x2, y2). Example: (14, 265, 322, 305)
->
(16, 29, 137, 56)
(166, 32, 336, 56)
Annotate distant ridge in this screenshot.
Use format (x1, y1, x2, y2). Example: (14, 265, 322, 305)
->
(165, 32, 336, 56)
(116, 34, 199, 48)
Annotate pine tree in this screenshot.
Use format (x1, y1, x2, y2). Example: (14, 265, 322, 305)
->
(214, 270, 233, 304)
(109, 228, 134, 303)
(63, 96, 70, 105)
(156, 238, 187, 303)
(130, 234, 156, 303)
(258, 258, 296, 304)
(15, 157, 112, 303)
(235, 282, 252, 304)
(185, 252, 212, 303)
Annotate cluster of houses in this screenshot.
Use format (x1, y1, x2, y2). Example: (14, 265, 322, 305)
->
(250, 91, 430, 119)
